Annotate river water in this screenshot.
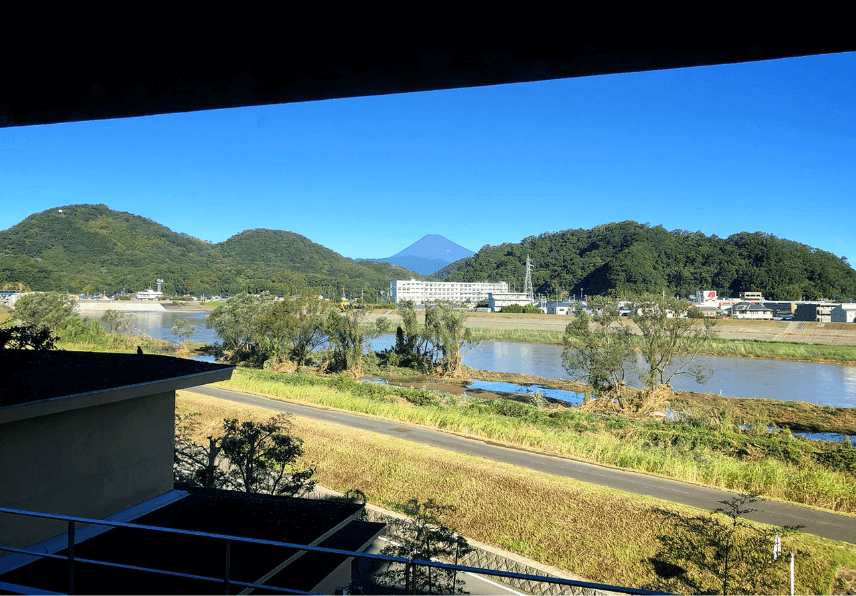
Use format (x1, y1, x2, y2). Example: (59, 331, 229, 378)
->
(96, 312, 856, 409)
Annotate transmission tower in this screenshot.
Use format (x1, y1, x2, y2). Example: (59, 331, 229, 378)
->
(524, 254, 533, 300)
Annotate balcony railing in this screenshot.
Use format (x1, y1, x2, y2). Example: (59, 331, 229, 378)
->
(0, 506, 664, 595)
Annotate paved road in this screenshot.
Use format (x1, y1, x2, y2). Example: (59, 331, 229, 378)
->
(185, 386, 856, 544)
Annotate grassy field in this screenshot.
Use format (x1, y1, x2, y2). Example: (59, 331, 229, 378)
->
(215, 368, 856, 514)
(176, 390, 856, 594)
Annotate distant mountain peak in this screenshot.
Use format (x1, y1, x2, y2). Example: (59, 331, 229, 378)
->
(392, 234, 474, 261)
(358, 234, 475, 276)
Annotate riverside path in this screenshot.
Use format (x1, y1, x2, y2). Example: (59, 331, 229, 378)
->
(186, 385, 856, 544)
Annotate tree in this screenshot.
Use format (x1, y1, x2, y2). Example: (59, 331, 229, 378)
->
(173, 412, 231, 489)
(256, 295, 328, 366)
(101, 309, 134, 336)
(422, 303, 478, 377)
(171, 318, 197, 348)
(13, 292, 76, 331)
(630, 294, 716, 389)
(0, 324, 58, 351)
(174, 413, 315, 496)
(382, 300, 431, 370)
(325, 302, 389, 375)
(562, 297, 634, 399)
(649, 494, 803, 595)
(206, 293, 274, 361)
(374, 498, 473, 595)
(221, 414, 316, 496)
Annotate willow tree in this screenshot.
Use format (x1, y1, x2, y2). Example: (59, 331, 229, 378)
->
(325, 303, 389, 375)
(630, 294, 716, 389)
(562, 297, 633, 399)
(423, 303, 478, 377)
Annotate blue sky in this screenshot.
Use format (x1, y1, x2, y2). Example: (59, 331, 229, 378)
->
(2, 51, 854, 263)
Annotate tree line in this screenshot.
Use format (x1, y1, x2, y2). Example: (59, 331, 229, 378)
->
(447, 221, 856, 301)
(207, 295, 478, 378)
(0, 203, 417, 298)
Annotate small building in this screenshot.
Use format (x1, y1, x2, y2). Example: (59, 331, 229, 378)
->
(831, 304, 856, 323)
(545, 300, 575, 315)
(794, 302, 837, 322)
(136, 278, 165, 300)
(739, 291, 764, 302)
(488, 292, 532, 313)
(134, 287, 164, 300)
(731, 302, 774, 320)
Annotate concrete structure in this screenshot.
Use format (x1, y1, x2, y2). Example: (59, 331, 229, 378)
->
(831, 304, 856, 323)
(0, 351, 386, 593)
(488, 292, 532, 313)
(0, 353, 233, 552)
(739, 291, 764, 302)
(390, 279, 508, 305)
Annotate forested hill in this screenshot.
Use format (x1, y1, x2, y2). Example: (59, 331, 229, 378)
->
(0, 204, 420, 297)
(446, 222, 856, 301)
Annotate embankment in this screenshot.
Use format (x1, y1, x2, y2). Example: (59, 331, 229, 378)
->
(368, 311, 856, 346)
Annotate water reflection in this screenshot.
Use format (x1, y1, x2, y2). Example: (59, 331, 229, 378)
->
(103, 320, 856, 409)
(85, 310, 218, 345)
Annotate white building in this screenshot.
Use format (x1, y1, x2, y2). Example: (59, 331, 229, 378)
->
(135, 287, 164, 300)
(390, 279, 508, 305)
(488, 292, 532, 312)
(831, 304, 856, 323)
(545, 300, 574, 315)
(731, 302, 774, 320)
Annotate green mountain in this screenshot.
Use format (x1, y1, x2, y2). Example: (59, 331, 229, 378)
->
(0, 204, 420, 297)
(446, 222, 856, 301)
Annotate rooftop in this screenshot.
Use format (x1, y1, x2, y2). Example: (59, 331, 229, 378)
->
(0, 485, 384, 594)
(0, 351, 233, 409)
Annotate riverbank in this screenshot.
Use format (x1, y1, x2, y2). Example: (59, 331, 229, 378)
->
(214, 367, 856, 514)
(396, 366, 856, 436)
(176, 389, 856, 594)
(75, 299, 219, 313)
(366, 311, 856, 363)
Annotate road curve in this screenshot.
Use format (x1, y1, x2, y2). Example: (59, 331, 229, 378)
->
(185, 385, 856, 544)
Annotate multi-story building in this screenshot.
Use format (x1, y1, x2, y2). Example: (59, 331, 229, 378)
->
(390, 279, 508, 305)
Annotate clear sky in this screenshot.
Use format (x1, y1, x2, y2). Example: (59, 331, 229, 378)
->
(2, 51, 854, 263)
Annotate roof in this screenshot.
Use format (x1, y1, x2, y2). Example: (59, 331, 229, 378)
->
(0, 485, 385, 594)
(3, 11, 854, 128)
(0, 351, 233, 411)
(732, 303, 773, 312)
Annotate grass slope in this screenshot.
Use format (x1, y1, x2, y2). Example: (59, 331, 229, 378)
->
(176, 390, 856, 594)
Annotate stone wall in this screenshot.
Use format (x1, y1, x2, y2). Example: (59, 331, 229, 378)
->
(364, 509, 604, 596)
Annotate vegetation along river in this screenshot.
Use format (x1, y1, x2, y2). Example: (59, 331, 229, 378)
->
(102, 312, 856, 409)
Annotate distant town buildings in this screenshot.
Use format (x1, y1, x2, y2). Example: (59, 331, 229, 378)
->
(389, 279, 508, 305)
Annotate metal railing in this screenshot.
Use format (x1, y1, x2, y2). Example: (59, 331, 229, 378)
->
(0, 506, 664, 595)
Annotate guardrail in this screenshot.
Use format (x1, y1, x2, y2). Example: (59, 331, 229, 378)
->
(0, 506, 665, 595)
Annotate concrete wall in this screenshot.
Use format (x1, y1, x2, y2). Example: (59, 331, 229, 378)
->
(76, 300, 167, 313)
(0, 391, 175, 552)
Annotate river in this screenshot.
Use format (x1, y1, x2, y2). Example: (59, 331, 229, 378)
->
(92, 312, 856, 409)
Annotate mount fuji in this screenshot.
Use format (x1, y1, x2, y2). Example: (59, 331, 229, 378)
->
(359, 234, 474, 275)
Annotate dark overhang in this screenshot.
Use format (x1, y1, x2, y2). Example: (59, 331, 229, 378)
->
(3, 11, 854, 129)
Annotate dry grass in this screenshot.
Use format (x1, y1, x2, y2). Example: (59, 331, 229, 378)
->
(176, 390, 856, 594)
